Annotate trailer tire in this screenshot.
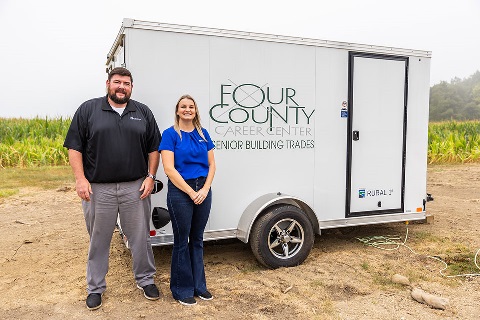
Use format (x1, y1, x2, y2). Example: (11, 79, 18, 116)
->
(250, 205, 314, 269)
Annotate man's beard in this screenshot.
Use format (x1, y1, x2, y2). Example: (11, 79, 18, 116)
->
(108, 88, 131, 104)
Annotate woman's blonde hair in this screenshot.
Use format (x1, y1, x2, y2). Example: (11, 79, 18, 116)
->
(173, 94, 206, 140)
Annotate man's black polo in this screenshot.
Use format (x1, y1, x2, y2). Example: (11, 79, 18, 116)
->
(64, 96, 161, 183)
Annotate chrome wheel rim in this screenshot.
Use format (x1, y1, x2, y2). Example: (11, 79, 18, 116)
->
(268, 218, 304, 259)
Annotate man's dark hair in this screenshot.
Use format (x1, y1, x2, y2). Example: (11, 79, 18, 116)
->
(108, 67, 133, 83)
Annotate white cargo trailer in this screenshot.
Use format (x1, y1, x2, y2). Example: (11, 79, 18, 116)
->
(109, 18, 432, 268)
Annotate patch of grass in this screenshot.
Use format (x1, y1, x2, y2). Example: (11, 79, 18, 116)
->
(0, 166, 74, 197)
(410, 231, 452, 251)
(408, 238, 480, 279)
(443, 252, 480, 275)
(372, 274, 390, 287)
(423, 238, 472, 256)
(0, 188, 18, 198)
(411, 231, 439, 241)
(240, 263, 263, 274)
(440, 245, 480, 276)
(360, 262, 369, 270)
(320, 299, 338, 318)
(309, 279, 324, 288)
(444, 243, 471, 254)
(405, 269, 428, 283)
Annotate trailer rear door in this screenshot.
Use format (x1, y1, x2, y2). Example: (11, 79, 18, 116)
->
(346, 53, 408, 217)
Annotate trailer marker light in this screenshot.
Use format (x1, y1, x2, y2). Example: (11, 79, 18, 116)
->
(150, 230, 156, 236)
(416, 207, 422, 212)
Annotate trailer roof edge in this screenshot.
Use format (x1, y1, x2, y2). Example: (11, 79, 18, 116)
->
(106, 21, 129, 66)
(111, 18, 431, 58)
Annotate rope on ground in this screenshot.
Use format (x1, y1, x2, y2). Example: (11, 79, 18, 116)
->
(355, 223, 480, 278)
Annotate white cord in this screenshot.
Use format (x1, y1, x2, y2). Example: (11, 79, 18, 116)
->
(356, 224, 480, 278)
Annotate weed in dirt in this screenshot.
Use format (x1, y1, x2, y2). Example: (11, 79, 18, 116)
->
(309, 279, 324, 288)
(320, 299, 338, 318)
(404, 269, 428, 284)
(240, 263, 263, 274)
(444, 243, 471, 255)
(0, 189, 18, 198)
(372, 274, 390, 287)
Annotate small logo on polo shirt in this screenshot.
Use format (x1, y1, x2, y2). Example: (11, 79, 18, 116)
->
(130, 116, 142, 121)
(199, 139, 205, 143)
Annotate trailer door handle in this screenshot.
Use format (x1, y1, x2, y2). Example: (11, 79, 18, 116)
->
(353, 130, 360, 141)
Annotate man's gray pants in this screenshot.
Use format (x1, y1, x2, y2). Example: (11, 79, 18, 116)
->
(82, 178, 156, 294)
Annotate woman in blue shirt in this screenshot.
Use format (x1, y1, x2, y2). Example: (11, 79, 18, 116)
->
(159, 94, 216, 306)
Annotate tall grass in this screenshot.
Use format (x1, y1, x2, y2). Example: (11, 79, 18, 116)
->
(1, 118, 479, 167)
(0, 117, 70, 167)
(428, 120, 480, 164)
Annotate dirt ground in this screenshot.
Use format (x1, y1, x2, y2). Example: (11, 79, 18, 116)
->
(1, 164, 479, 320)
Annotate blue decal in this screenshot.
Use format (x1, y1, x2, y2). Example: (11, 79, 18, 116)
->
(359, 189, 365, 198)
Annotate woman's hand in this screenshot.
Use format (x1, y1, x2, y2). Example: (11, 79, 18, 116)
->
(191, 187, 209, 205)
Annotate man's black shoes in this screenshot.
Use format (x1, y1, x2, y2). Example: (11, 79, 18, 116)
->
(86, 293, 102, 310)
(137, 283, 161, 300)
(86, 284, 159, 309)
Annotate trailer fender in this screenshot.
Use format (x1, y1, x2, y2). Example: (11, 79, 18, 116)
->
(236, 193, 319, 243)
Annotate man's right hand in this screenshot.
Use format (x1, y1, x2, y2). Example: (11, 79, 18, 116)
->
(76, 177, 92, 201)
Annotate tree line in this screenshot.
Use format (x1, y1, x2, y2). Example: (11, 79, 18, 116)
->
(429, 70, 480, 121)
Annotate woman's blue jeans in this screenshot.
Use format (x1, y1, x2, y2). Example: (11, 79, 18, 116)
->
(167, 177, 211, 300)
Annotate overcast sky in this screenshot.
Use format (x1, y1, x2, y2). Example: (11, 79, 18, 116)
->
(1, 0, 479, 118)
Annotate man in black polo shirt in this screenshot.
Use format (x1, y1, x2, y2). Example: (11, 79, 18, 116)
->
(64, 67, 161, 310)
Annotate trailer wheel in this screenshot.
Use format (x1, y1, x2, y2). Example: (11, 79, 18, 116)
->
(250, 205, 314, 269)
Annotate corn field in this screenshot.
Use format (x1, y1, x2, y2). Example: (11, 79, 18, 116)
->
(428, 120, 480, 163)
(1, 118, 479, 167)
(0, 117, 70, 167)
